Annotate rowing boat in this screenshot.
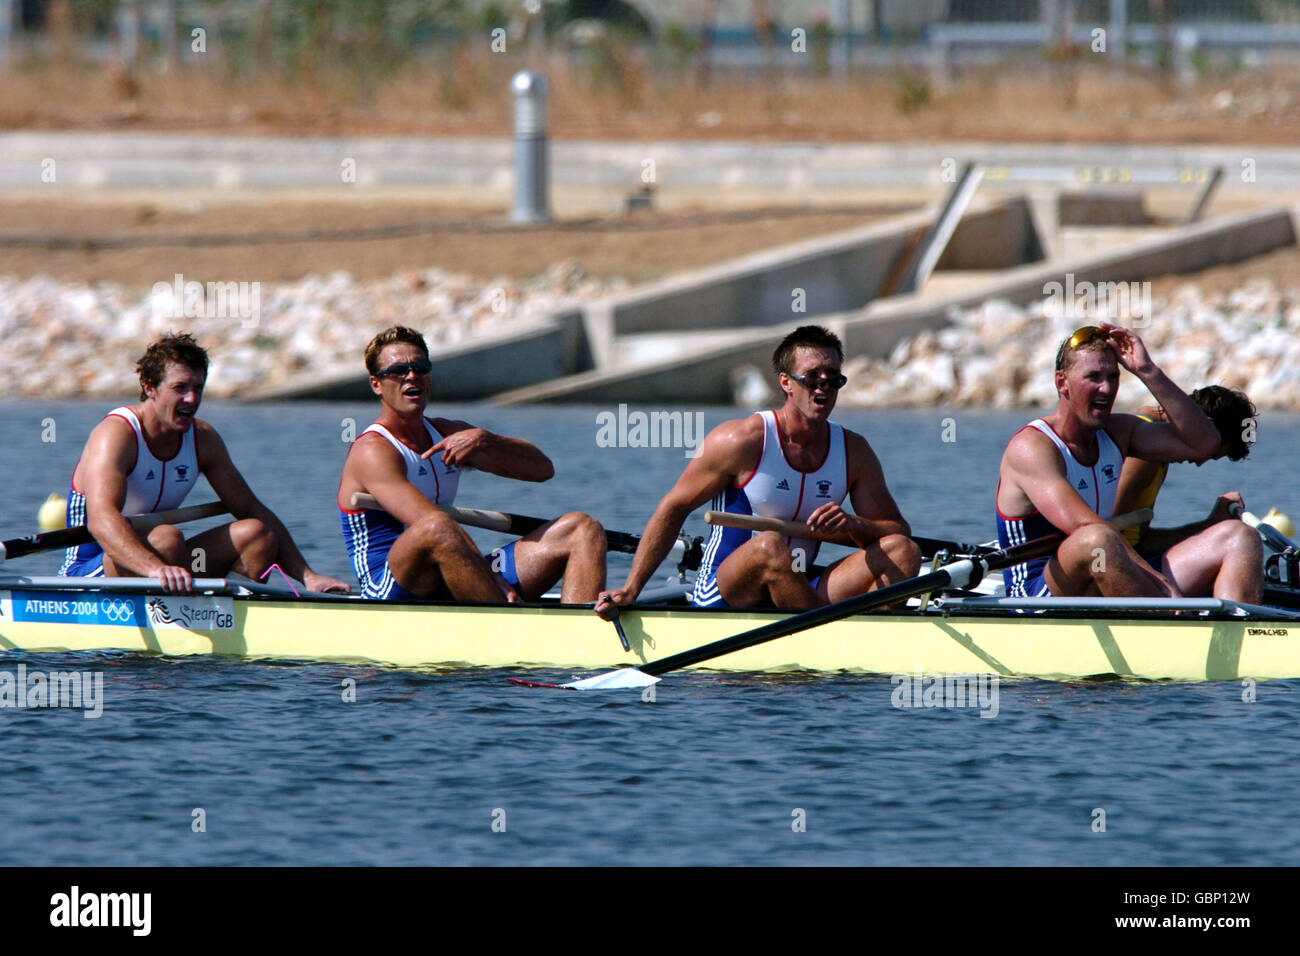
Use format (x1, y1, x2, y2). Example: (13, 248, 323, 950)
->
(3, 573, 1300, 681)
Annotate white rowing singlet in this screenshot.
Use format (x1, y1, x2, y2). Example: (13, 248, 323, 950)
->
(692, 410, 849, 607)
(359, 421, 460, 507)
(1025, 418, 1122, 518)
(59, 405, 200, 576)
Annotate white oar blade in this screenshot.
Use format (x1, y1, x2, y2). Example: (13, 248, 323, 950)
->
(563, 668, 661, 691)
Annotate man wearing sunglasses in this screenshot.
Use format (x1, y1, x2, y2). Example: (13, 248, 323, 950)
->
(59, 332, 351, 594)
(995, 322, 1260, 602)
(595, 324, 920, 618)
(337, 325, 606, 603)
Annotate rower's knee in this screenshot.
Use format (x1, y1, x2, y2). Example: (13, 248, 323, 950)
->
(231, 517, 277, 560)
(411, 510, 466, 556)
(1065, 523, 1127, 576)
(146, 524, 186, 564)
(1071, 522, 1124, 554)
(751, 531, 794, 573)
(879, 534, 922, 576)
(551, 511, 605, 554)
(1222, 519, 1264, 562)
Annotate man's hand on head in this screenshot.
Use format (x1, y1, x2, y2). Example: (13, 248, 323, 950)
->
(1099, 322, 1155, 377)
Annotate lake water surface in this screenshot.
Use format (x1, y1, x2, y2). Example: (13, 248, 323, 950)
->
(1, 401, 1297, 865)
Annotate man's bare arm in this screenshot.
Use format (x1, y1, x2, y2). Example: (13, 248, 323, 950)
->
(805, 431, 911, 547)
(1006, 431, 1116, 534)
(348, 435, 443, 526)
(594, 418, 760, 616)
(198, 423, 336, 587)
(1102, 324, 1219, 462)
(1007, 430, 1170, 584)
(80, 419, 187, 583)
(427, 419, 554, 482)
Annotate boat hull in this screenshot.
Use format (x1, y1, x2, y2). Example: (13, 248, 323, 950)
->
(2, 587, 1298, 681)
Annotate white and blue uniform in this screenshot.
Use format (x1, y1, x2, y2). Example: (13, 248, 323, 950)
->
(692, 410, 849, 608)
(995, 419, 1122, 597)
(340, 420, 519, 600)
(59, 406, 200, 577)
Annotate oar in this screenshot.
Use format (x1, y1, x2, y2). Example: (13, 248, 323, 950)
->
(704, 510, 993, 556)
(349, 492, 700, 567)
(1233, 504, 1298, 553)
(0, 501, 229, 563)
(517, 508, 1151, 691)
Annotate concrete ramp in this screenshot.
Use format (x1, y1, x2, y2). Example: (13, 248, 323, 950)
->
(246, 310, 590, 402)
(494, 205, 1295, 405)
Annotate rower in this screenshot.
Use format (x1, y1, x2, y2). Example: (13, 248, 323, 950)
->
(59, 332, 350, 594)
(1113, 385, 1263, 596)
(594, 324, 920, 618)
(336, 326, 606, 602)
(994, 323, 1261, 602)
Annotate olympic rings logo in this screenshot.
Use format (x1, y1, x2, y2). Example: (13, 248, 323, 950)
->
(99, 597, 134, 623)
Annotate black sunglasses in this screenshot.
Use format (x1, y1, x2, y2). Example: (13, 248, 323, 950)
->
(787, 371, 848, 391)
(374, 358, 432, 379)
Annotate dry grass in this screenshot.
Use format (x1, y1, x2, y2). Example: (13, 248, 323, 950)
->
(6, 49, 1300, 144)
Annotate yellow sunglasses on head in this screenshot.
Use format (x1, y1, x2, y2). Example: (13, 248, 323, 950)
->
(1055, 326, 1111, 370)
(1066, 326, 1107, 350)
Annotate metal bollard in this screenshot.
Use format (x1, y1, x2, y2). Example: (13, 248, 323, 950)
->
(510, 71, 551, 223)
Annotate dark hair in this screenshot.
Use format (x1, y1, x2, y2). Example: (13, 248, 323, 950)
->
(1192, 385, 1256, 461)
(364, 325, 429, 376)
(136, 332, 209, 399)
(772, 325, 844, 375)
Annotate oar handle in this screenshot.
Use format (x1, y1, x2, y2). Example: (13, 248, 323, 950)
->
(1, 501, 229, 563)
(706, 510, 837, 542)
(349, 492, 698, 566)
(704, 510, 990, 556)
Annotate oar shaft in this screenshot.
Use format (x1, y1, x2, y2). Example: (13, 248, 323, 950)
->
(1, 501, 229, 563)
(639, 508, 1151, 677)
(1236, 507, 1297, 553)
(348, 492, 676, 561)
(641, 561, 981, 676)
(704, 510, 990, 555)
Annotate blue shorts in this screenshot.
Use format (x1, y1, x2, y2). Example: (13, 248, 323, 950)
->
(59, 553, 106, 578)
(361, 541, 521, 600)
(1003, 563, 1052, 598)
(692, 570, 823, 609)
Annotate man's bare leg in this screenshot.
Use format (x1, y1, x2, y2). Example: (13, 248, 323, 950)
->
(386, 511, 507, 601)
(1044, 523, 1174, 598)
(1163, 521, 1263, 604)
(508, 512, 607, 602)
(715, 531, 821, 610)
(818, 533, 922, 603)
(187, 519, 278, 579)
(101, 523, 189, 576)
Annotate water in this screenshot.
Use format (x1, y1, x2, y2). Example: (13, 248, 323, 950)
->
(2, 400, 1298, 865)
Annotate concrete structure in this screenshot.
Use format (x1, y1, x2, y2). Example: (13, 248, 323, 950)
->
(245, 195, 1040, 403)
(492, 204, 1295, 404)
(242, 197, 1293, 405)
(248, 312, 590, 402)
